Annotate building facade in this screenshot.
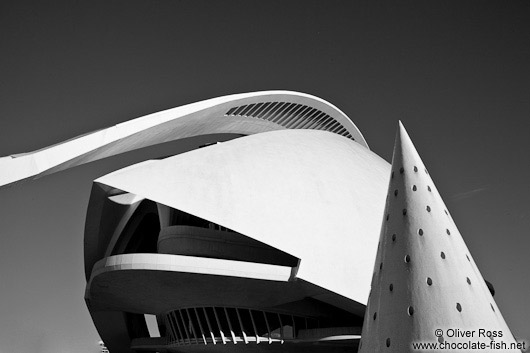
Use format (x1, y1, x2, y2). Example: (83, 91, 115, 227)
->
(0, 91, 519, 352)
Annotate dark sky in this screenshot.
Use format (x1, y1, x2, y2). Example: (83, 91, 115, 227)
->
(0, 1, 529, 351)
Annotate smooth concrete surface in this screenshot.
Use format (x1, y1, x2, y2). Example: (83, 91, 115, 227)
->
(90, 311, 133, 353)
(359, 122, 520, 352)
(85, 254, 358, 315)
(157, 226, 298, 266)
(90, 253, 292, 283)
(92, 129, 390, 305)
(0, 91, 367, 188)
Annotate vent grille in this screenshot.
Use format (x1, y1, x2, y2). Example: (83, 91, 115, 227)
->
(225, 102, 354, 140)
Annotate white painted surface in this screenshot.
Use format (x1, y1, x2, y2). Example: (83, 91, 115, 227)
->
(144, 314, 161, 338)
(90, 253, 292, 282)
(359, 122, 520, 352)
(0, 91, 367, 188)
(94, 129, 390, 304)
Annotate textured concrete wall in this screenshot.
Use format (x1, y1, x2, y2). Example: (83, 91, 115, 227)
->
(359, 123, 520, 352)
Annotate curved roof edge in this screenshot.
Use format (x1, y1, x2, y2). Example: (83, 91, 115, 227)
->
(0, 91, 367, 189)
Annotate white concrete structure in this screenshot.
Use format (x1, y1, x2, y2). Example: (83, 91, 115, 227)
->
(39, 91, 383, 353)
(84, 128, 388, 352)
(359, 123, 520, 352)
(0, 92, 520, 353)
(0, 91, 366, 189)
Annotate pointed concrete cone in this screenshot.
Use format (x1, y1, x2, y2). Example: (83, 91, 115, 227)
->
(359, 122, 521, 352)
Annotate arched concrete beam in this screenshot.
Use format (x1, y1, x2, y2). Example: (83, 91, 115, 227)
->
(0, 91, 367, 188)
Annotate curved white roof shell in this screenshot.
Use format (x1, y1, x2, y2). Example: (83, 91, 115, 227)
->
(0, 91, 367, 188)
(94, 129, 390, 304)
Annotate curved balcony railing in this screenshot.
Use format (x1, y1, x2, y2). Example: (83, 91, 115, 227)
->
(158, 226, 299, 267)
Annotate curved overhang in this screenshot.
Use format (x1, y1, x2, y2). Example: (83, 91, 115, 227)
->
(86, 253, 292, 313)
(88, 129, 390, 305)
(85, 253, 364, 315)
(0, 91, 367, 188)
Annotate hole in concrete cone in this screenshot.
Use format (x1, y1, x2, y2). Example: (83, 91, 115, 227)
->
(426, 205, 431, 212)
(394, 189, 398, 196)
(386, 214, 389, 221)
(418, 229, 424, 236)
(389, 284, 393, 292)
(427, 277, 433, 285)
(412, 185, 417, 191)
(467, 277, 471, 285)
(373, 312, 377, 320)
(404, 255, 411, 263)
(466, 254, 470, 262)
(414, 166, 418, 172)
(392, 234, 396, 242)
(403, 209, 407, 215)
(456, 303, 462, 312)
(380, 262, 383, 270)
(391, 171, 394, 179)
(386, 338, 391, 347)
(400, 167, 404, 174)
(444, 209, 448, 215)
(446, 229, 451, 235)
(491, 304, 495, 312)
(428, 186, 432, 192)
(408, 306, 414, 316)
(441, 252, 446, 259)
(425, 168, 429, 174)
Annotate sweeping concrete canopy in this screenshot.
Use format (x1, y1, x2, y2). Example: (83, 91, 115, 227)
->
(0, 91, 366, 189)
(89, 129, 390, 304)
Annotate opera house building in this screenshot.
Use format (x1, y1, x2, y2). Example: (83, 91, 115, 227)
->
(0, 91, 521, 352)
